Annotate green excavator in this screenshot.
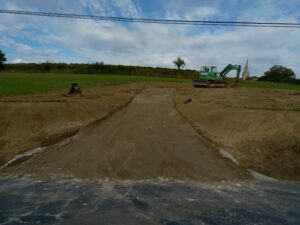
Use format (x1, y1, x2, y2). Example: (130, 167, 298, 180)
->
(193, 64, 241, 88)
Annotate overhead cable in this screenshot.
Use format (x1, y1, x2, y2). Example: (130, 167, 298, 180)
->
(1, 9, 300, 28)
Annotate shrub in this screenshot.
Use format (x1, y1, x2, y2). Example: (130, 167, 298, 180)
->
(259, 65, 296, 82)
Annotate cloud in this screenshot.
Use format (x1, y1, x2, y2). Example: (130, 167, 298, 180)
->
(189, 7, 219, 19)
(12, 58, 25, 63)
(166, 6, 219, 20)
(111, 0, 141, 17)
(0, 0, 299, 77)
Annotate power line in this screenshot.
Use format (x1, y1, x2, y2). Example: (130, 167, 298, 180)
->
(1, 9, 300, 28)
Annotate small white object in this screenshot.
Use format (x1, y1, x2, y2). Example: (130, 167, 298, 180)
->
(0, 147, 47, 170)
(219, 149, 240, 165)
(248, 169, 276, 181)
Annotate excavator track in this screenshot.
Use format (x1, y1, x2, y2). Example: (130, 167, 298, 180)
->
(193, 80, 228, 88)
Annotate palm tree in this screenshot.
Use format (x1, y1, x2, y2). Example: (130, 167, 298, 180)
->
(173, 57, 185, 70)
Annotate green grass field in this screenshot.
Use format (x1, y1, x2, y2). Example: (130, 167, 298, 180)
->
(0, 73, 189, 96)
(239, 80, 300, 91)
(0, 73, 299, 96)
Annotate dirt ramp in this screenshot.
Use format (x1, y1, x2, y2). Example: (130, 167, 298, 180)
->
(7, 88, 251, 181)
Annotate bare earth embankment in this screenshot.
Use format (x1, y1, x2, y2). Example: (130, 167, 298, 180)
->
(1, 83, 299, 181)
(0, 83, 143, 165)
(176, 88, 300, 180)
(4, 88, 250, 181)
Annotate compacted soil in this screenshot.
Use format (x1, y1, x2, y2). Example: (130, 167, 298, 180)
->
(5, 88, 250, 181)
(1, 83, 299, 180)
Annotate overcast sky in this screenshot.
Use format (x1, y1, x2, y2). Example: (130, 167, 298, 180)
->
(0, 0, 300, 76)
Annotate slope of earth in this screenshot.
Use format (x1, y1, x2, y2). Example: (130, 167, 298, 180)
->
(175, 88, 300, 180)
(0, 83, 144, 166)
(4, 88, 251, 182)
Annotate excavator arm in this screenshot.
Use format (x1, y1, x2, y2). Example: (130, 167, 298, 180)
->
(220, 64, 241, 87)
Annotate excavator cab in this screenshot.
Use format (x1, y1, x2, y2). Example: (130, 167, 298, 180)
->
(199, 66, 218, 80)
(200, 66, 217, 72)
(211, 66, 217, 72)
(203, 66, 217, 72)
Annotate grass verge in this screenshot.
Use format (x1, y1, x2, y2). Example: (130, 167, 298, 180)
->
(0, 73, 190, 96)
(1, 73, 299, 96)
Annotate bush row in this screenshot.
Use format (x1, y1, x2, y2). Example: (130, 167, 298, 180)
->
(3, 63, 199, 79)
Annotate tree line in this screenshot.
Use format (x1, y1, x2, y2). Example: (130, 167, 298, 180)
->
(2, 61, 198, 79)
(0, 50, 299, 83)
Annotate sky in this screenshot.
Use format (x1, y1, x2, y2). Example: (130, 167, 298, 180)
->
(0, 0, 300, 76)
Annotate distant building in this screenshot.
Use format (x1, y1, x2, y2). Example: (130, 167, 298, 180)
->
(242, 60, 250, 80)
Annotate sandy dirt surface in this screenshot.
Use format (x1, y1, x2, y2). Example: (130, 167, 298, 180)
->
(4, 88, 251, 181)
(176, 88, 300, 180)
(0, 83, 144, 165)
(2, 83, 299, 181)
